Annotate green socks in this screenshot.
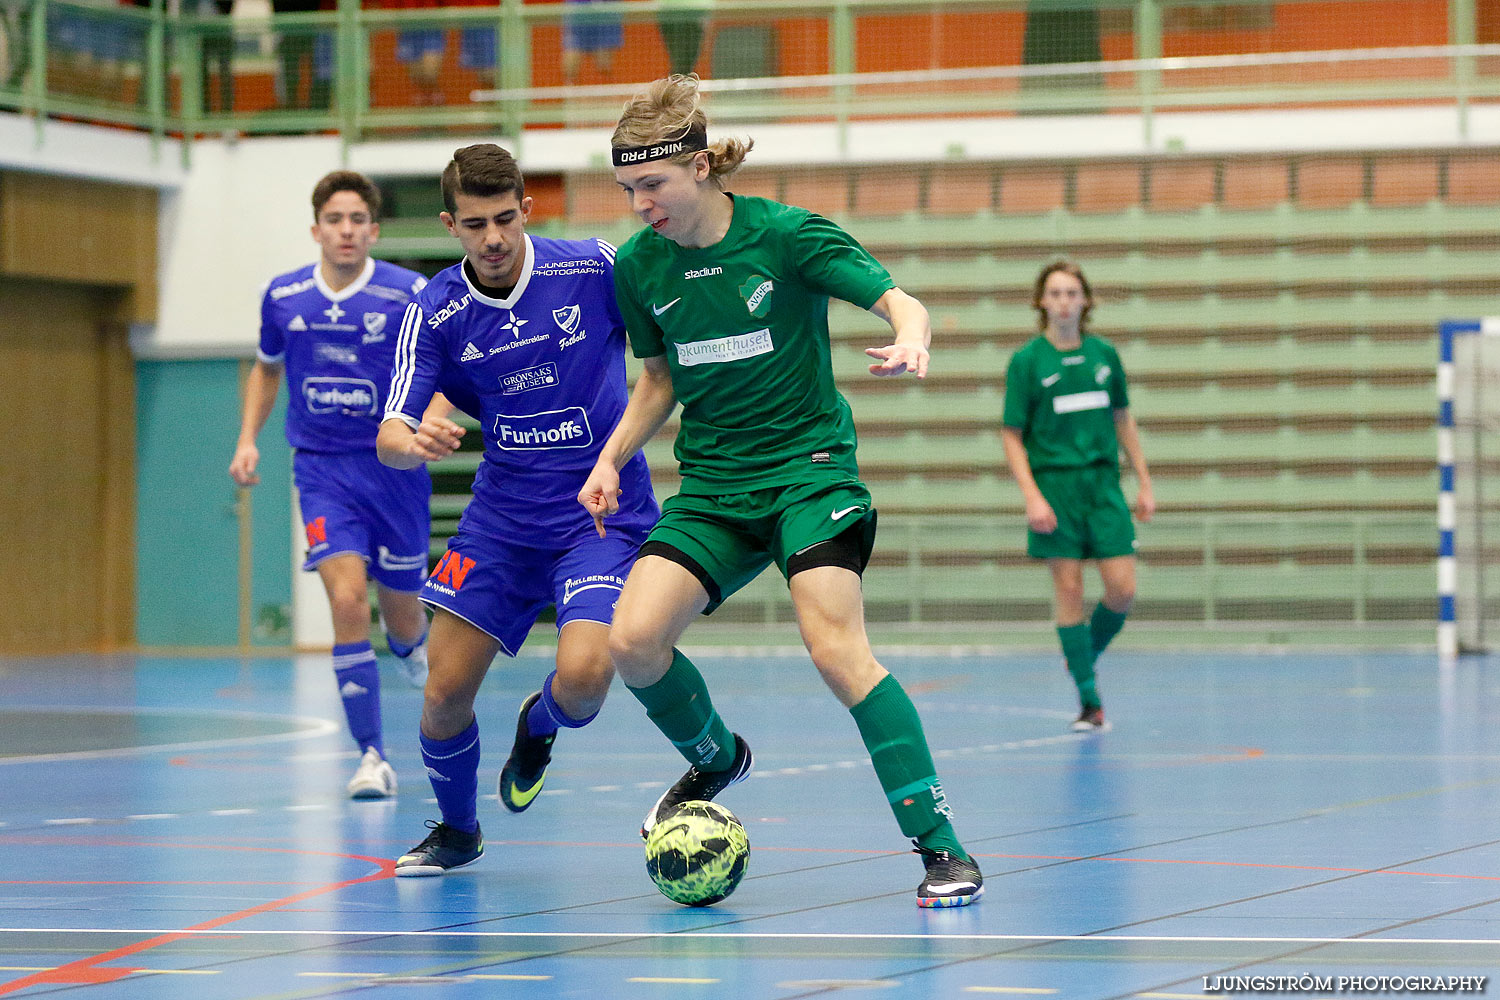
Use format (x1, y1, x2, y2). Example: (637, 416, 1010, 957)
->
(1058, 622, 1100, 711)
(850, 674, 965, 857)
(626, 648, 736, 772)
(1090, 602, 1129, 656)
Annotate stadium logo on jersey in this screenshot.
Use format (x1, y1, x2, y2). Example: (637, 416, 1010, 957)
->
(685, 266, 722, 279)
(428, 550, 476, 594)
(287, 315, 308, 332)
(314, 343, 358, 365)
(493, 407, 593, 450)
(362, 312, 387, 343)
(562, 573, 625, 605)
(427, 295, 472, 329)
(675, 328, 773, 367)
(501, 363, 558, 395)
(270, 277, 315, 300)
(740, 274, 773, 318)
(302, 377, 378, 415)
(552, 305, 581, 336)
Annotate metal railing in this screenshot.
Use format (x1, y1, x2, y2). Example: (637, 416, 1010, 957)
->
(0, 0, 1494, 159)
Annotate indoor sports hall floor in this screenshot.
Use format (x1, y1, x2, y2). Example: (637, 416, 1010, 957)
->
(1, 647, 1497, 998)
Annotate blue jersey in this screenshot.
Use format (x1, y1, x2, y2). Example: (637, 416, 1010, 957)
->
(386, 235, 658, 545)
(260, 258, 429, 453)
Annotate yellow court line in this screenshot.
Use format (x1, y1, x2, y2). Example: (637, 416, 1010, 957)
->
(628, 977, 721, 984)
(469, 975, 553, 981)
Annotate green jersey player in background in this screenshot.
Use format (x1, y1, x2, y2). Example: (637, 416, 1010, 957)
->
(1001, 259, 1155, 733)
(578, 74, 982, 908)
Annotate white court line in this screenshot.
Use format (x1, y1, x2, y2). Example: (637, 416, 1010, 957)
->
(2, 928, 1497, 946)
(0, 708, 339, 766)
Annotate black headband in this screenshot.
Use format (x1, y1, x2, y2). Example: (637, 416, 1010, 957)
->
(611, 125, 709, 168)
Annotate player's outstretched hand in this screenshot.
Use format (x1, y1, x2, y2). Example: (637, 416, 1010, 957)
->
(866, 343, 929, 379)
(578, 462, 621, 538)
(410, 416, 465, 463)
(229, 442, 260, 487)
(1025, 495, 1058, 535)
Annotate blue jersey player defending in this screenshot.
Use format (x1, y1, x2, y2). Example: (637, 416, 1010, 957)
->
(229, 170, 440, 801)
(378, 144, 658, 875)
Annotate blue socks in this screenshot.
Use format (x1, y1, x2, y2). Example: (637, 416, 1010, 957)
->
(525, 670, 598, 738)
(385, 626, 426, 659)
(333, 641, 382, 756)
(421, 719, 482, 833)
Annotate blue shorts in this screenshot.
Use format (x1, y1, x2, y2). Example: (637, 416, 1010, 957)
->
(564, 0, 622, 53)
(458, 27, 495, 69)
(293, 450, 433, 591)
(421, 527, 645, 656)
(395, 28, 445, 62)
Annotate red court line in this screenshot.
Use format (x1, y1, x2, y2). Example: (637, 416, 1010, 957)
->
(0, 844, 394, 996)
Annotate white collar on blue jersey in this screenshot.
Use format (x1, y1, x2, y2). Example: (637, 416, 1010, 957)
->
(461, 234, 535, 309)
(314, 256, 375, 303)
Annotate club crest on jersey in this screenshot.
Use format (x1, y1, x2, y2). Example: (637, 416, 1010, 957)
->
(552, 304, 581, 336)
(740, 274, 773, 318)
(362, 312, 387, 343)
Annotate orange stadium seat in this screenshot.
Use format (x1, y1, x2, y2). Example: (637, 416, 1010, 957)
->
(852, 167, 923, 218)
(1073, 162, 1141, 213)
(1370, 155, 1440, 207)
(1295, 157, 1365, 208)
(1147, 160, 1216, 212)
(1445, 154, 1500, 205)
(1221, 158, 1290, 210)
(925, 165, 995, 216)
(998, 165, 1066, 214)
(782, 168, 851, 216)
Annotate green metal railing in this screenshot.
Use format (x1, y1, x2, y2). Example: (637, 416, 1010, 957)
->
(0, 0, 1494, 162)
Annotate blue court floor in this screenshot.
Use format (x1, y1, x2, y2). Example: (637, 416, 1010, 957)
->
(1, 647, 1498, 998)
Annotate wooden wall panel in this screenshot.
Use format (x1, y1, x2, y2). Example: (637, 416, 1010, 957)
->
(0, 171, 158, 323)
(0, 278, 136, 653)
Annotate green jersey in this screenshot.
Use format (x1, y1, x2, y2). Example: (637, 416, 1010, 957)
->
(613, 194, 895, 493)
(1002, 333, 1130, 472)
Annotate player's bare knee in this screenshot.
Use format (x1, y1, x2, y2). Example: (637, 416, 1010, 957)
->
(558, 647, 614, 701)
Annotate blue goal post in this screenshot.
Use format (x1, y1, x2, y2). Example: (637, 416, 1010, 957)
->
(1438, 318, 1500, 658)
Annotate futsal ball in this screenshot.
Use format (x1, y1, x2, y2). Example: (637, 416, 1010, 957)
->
(644, 800, 750, 906)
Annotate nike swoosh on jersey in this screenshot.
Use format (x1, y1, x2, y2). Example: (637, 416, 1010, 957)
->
(506, 775, 545, 808)
(652, 297, 682, 317)
(1042, 373, 1061, 386)
(831, 505, 863, 521)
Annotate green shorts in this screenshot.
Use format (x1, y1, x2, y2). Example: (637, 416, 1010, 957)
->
(1027, 465, 1137, 561)
(642, 478, 877, 614)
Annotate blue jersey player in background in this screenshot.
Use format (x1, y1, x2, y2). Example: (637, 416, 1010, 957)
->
(377, 144, 659, 875)
(230, 170, 446, 800)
